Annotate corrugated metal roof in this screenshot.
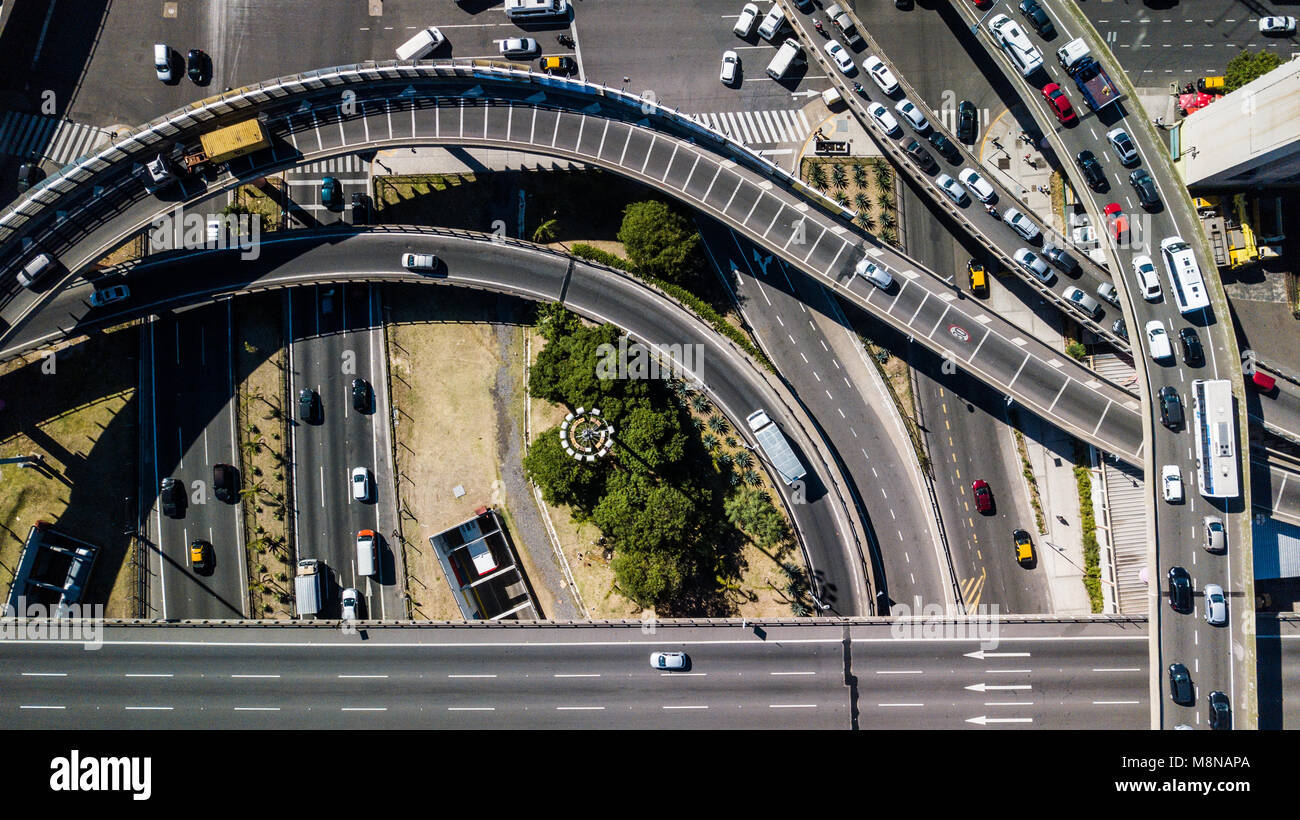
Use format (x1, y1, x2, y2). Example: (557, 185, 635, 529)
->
(1253, 514, 1300, 579)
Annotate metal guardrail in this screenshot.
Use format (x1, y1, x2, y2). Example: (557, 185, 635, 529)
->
(0, 614, 1151, 627)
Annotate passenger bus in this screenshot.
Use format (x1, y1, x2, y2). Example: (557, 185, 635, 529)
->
(1190, 379, 1239, 499)
(1159, 236, 1210, 314)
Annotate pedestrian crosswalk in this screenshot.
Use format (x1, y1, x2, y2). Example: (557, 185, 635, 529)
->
(690, 109, 813, 147)
(0, 111, 112, 165)
(291, 155, 370, 175)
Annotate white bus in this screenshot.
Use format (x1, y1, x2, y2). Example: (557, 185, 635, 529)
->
(1190, 379, 1239, 499)
(1159, 236, 1210, 314)
(504, 0, 570, 20)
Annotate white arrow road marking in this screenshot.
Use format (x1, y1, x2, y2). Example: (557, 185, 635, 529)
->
(964, 650, 1031, 659)
(967, 715, 1034, 725)
(965, 683, 1032, 692)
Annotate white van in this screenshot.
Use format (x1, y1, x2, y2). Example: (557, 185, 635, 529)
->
(17, 253, 54, 289)
(766, 40, 801, 80)
(356, 530, 378, 577)
(395, 27, 446, 60)
(988, 14, 1043, 76)
(505, 0, 570, 20)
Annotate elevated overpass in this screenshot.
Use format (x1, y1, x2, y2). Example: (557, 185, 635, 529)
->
(0, 61, 1147, 462)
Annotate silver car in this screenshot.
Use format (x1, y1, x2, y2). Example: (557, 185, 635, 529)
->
(341, 588, 360, 621)
(1013, 248, 1054, 284)
(1002, 207, 1040, 241)
(498, 37, 539, 57)
(650, 651, 688, 670)
(1203, 583, 1227, 626)
(1204, 516, 1226, 553)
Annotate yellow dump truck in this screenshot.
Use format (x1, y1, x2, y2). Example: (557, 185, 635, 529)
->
(183, 119, 271, 169)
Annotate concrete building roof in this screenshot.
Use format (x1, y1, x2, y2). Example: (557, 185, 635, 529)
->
(1176, 57, 1300, 189)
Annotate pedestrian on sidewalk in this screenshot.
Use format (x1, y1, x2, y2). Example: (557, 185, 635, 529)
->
(991, 137, 1002, 150)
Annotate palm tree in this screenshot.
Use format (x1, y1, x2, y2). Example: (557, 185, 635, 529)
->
(734, 450, 753, 469)
(707, 415, 729, 435)
(830, 163, 848, 191)
(743, 469, 761, 486)
(879, 226, 898, 245)
(875, 192, 895, 213)
(879, 209, 897, 229)
(702, 432, 719, 451)
(853, 192, 871, 213)
(807, 161, 828, 190)
(690, 393, 711, 414)
(717, 453, 734, 470)
(836, 192, 850, 208)
(852, 163, 868, 189)
(855, 210, 876, 231)
(532, 218, 559, 244)
(691, 416, 705, 430)
(724, 435, 737, 449)
(872, 159, 893, 189)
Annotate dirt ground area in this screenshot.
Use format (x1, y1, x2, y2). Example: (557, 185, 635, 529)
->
(0, 326, 141, 617)
(234, 293, 295, 618)
(386, 287, 569, 620)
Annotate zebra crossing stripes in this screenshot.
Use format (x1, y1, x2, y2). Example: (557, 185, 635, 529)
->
(691, 109, 812, 146)
(0, 111, 112, 165)
(290, 155, 370, 174)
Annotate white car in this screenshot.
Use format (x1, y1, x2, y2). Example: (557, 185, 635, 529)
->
(650, 651, 688, 670)
(341, 588, 360, 621)
(862, 56, 898, 94)
(351, 467, 371, 501)
(866, 103, 901, 137)
(957, 168, 995, 203)
(935, 173, 968, 205)
(894, 99, 930, 132)
(1259, 16, 1297, 35)
(1106, 127, 1139, 166)
(402, 252, 439, 271)
(1132, 254, 1161, 300)
(1071, 224, 1098, 248)
(89, 284, 130, 307)
(1203, 583, 1227, 626)
(824, 41, 856, 75)
(757, 4, 785, 40)
(1002, 207, 1040, 241)
(734, 2, 761, 37)
(1146, 320, 1173, 361)
(1013, 248, 1053, 284)
(498, 37, 539, 57)
(720, 51, 740, 85)
(854, 256, 893, 288)
(1161, 464, 1183, 503)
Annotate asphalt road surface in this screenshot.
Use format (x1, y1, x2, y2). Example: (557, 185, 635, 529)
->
(145, 303, 246, 619)
(0, 619, 1175, 729)
(287, 283, 402, 620)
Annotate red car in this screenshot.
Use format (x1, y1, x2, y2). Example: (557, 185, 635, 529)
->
(1041, 83, 1077, 125)
(1104, 202, 1129, 243)
(972, 480, 994, 514)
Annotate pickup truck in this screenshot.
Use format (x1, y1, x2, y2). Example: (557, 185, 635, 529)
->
(1055, 39, 1120, 111)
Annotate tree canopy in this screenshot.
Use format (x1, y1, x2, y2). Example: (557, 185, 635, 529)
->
(1225, 50, 1283, 92)
(616, 200, 702, 285)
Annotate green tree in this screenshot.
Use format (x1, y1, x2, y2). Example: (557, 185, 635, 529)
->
(523, 430, 607, 513)
(807, 162, 828, 190)
(855, 210, 876, 231)
(534, 302, 583, 342)
(853, 191, 871, 213)
(1225, 49, 1283, 92)
(1066, 340, 1088, 361)
(852, 163, 868, 189)
(532, 218, 559, 244)
(593, 472, 696, 555)
(830, 163, 848, 191)
(724, 486, 791, 549)
(616, 200, 701, 284)
(706, 415, 729, 435)
(612, 549, 687, 608)
(617, 404, 687, 471)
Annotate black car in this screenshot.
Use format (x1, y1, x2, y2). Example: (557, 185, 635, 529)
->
(1179, 328, 1204, 367)
(956, 101, 977, 144)
(352, 378, 370, 413)
(16, 161, 42, 192)
(161, 477, 184, 518)
(903, 139, 937, 173)
(186, 49, 210, 84)
(350, 192, 370, 224)
(1168, 663, 1193, 705)
(1159, 385, 1184, 429)
(298, 387, 318, 423)
(927, 132, 960, 163)
(1112, 317, 1127, 341)
(1130, 169, 1160, 209)
(1075, 150, 1107, 192)
(1042, 245, 1080, 276)
(1207, 691, 1231, 730)
(1167, 566, 1193, 613)
(1018, 0, 1057, 38)
(213, 463, 238, 503)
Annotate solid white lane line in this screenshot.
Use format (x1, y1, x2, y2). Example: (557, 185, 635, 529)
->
(553, 673, 601, 678)
(556, 706, 605, 710)
(230, 674, 281, 679)
(341, 707, 387, 711)
(124, 706, 173, 711)
(338, 674, 389, 679)
(448, 707, 496, 711)
(662, 705, 708, 709)
(233, 707, 280, 711)
(768, 703, 817, 708)
(20, 705, 65, 709)
(21, 672, 67, 676)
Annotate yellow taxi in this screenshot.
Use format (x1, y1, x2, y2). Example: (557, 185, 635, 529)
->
(967, 258, 988, 297)
(1013, 529, 1035, 567)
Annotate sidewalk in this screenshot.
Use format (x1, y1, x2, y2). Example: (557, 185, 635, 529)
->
(978, 107, 1055, 225)
(1019, 412, 1091, 614)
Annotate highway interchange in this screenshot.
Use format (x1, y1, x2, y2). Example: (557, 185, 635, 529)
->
(0, 0, 1297, 731)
